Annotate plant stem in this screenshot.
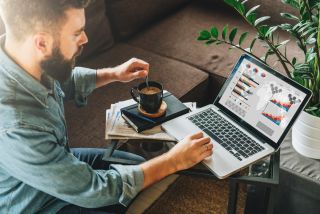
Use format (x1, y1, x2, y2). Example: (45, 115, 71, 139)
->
(264, 38, 292, 77)
(236, 12, 292, 77)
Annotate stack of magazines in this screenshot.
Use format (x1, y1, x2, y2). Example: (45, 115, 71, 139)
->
(105, 98, 196, 142)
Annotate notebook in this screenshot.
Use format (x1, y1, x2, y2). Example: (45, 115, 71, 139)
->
(121, 92, 190, 132)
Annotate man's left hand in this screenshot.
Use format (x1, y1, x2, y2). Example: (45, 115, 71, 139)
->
(115, 58, 149, 82)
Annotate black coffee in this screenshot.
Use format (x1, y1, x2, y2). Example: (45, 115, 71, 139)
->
(140, 86, 161, 95)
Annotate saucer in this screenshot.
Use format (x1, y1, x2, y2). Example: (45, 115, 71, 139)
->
(138, 101, 167, 118)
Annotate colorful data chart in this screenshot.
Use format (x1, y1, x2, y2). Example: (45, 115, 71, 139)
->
(270, 99, 292, 112)
(262, 112, 285, 125)
(233, 85, 249, 100)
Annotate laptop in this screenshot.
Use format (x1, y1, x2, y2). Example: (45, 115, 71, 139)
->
(162, 54, 312, 179)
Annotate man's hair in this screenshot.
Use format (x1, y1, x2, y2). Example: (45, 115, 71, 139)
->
(0, 0, 91, 41)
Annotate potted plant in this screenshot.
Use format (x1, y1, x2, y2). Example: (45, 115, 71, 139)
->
(197, 0, 320, 158)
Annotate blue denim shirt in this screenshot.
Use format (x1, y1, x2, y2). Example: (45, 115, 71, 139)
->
(0, 36, 144, 213)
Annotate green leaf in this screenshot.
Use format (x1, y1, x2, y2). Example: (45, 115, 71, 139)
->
(224, 0, 237, 8)
(301, 74, 312, 79)
(246, 5, 260, 17)
(235, 3, 246, 15)
(306, 37, 316, 45)
(306, 106, 319, 112)
(249, 38, 257, 51)
(229, 28, 238, 43)
(280, 13, 299, 21)
(198, 30, 211, 40)
(307, 53, 317, 63)
(297, 23, 312, 33)
(247, 13, 257, 25)
(276, 40, 290, 49)
(222, 25, 228, 40)
(292, 57, 297, 65)
(266, 26, 278, 37)
(258, 25, 270, 37)
(254, 16, 271, 26)
(279, 23, 293, 31)
(281, 0, 299, 9)
(239, 32, 248, 46)
(205, 40, 216, 46)
(309, 0, 320, 9)
(301, 27, 317, 37)
(210, 27, 218, 38)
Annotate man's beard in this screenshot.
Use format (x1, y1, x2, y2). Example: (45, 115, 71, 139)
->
(40, 44, 83, 84)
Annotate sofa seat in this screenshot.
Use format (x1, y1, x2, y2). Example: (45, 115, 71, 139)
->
(65, 43, 208, 148)
(276, 132, 320, 213)
(127, 0, 303, 102)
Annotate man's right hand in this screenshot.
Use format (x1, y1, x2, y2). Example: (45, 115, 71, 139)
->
(167, 132, 213, 171)
(140, 132, 213, 189)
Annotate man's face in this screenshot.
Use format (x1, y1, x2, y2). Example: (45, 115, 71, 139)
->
(40, 8, 88, 83)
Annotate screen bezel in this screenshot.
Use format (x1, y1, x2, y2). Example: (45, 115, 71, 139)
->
(214, 54, 312, 149)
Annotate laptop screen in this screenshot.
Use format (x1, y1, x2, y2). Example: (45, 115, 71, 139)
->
(215, 54, 311, 147)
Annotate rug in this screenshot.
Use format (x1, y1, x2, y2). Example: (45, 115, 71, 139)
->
(144, 175, 247, 214)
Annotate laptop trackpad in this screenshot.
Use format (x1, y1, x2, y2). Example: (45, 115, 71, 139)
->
(163, 117, 198, 141)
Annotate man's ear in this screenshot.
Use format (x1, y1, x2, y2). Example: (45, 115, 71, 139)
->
(33, 32, 53, 57)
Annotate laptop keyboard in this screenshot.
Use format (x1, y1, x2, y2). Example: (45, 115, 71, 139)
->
(188, 108, 265, 161)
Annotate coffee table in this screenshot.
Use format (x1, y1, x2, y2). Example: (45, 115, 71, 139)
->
(104, 139, 280, 214)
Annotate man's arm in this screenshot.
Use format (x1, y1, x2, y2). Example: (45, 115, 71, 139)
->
(0, 127, 143, 208)
(62, 58, 148, 105)
(96, 58, 149, 88)
(140, 132, 213, 189)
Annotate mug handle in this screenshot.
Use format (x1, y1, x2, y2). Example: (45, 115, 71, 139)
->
(130, 87, 140, 103)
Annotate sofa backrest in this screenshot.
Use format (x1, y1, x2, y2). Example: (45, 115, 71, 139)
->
(105, 0, 191, 40)
(78, 0, 114, 62)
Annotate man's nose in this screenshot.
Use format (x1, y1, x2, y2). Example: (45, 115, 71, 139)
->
(79, 31, 88, 46)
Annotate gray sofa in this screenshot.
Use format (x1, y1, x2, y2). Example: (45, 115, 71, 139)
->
(1, 0, 319, 213)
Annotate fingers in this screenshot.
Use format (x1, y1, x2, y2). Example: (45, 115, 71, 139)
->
(194, 136, 211, 146)
(201, 148, 214, 159)
(201, 142, 213, 153)
(131, 58, 149, 71)
(189, 131, 203, 140)
(132, 69, 148, 78)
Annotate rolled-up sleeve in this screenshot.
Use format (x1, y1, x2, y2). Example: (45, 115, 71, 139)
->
(62, 67, 97, 106)
(0, 127, 144, 208)
(110, 165, 144, 206)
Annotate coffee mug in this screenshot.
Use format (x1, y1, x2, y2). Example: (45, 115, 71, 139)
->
(130, 81, 163, 113)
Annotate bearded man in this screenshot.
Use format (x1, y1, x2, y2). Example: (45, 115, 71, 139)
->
(0, 0, 213, 213)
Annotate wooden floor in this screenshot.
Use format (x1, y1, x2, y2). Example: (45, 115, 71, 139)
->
(126, 174, 179, 214)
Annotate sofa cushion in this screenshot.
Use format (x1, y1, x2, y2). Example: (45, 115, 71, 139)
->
(105, 0, 191, 39)
(277, 131, 320, 213)
(128, 0, 302, 80)
(67, 43, 208, 148)
(78, 0, 114, 62)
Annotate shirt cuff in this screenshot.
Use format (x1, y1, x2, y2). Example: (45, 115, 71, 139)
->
(110, 164, 144, 206)
(73, 67, 97, 106)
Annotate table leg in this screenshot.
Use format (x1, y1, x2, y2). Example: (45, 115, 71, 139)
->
(266, 186, 278, 214)
(103, 139, 142, 165)
(228, 180, 239, 214)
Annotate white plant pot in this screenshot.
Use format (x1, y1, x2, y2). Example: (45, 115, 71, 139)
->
(292, 111, 320, 159)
